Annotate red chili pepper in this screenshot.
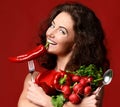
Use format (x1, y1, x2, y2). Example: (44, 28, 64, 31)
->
(8, 44, 47, 62)
(51, 71, 71, 90)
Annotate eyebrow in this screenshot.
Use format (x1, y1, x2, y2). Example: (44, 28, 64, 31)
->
(52, 21, 68, 34)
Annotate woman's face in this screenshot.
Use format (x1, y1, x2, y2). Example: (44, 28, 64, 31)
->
(46, 12, 75, 56)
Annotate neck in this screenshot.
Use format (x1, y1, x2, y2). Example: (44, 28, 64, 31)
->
(55, 52, 73, 71)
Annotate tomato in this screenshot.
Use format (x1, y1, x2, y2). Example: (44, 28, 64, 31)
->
(69, 93, 81, 104)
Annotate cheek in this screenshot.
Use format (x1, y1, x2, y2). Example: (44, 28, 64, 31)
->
(46, 29, 50, 38)
(58, 40, 74, 53)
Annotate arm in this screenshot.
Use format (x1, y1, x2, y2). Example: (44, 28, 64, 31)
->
(18, 71, 103, 107)
(26, 85, 103, 107)
(18, 71, 54, 107)
(18, 72, 40, 107)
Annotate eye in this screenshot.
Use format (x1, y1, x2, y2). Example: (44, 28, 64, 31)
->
(59, 28, 67, 35)
(49, 23, 55, 29)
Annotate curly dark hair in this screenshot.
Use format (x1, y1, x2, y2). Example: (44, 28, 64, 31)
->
(37, 2, 110, 71)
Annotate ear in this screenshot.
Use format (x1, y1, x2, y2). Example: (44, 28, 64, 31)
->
(72, 43, 76, 50)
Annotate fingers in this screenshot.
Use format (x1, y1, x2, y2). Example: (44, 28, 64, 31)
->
(27, 81, 44, 95)
(26, 82, 39, 103)
(26, 90, 34, 100)
(92, 87, 103, 102)
(89, 95, 101, 107)
(28, 81, 38, 87)
(93, 87, 100, 95)
(83, 93, 102, 106)
(28, 80, 34, 85)
(93, 87, 103, 98)
(26, 82, 47, 106)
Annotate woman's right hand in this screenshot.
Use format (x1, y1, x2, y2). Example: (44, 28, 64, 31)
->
(18, 72, 41, 107)
(26, 81, 53, 107)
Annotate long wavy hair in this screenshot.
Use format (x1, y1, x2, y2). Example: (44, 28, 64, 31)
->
(37, 2, 110, 71)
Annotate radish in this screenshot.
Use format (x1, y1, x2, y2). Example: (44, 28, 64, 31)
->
(84, 86, 92, 96)
(72, 75, 81, 82)
(87, 76, 93, 83)
(79, 78, 87, 86)
(73, 83, 84, 94)
(69, 93, 81, 104)
(61, 85, 71, 95)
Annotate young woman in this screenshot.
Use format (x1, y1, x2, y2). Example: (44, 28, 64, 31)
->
(18, 2, 109, 107)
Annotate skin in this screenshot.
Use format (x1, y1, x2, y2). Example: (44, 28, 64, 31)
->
(46, 12, 75, 71)
(18, 12, 103, 107)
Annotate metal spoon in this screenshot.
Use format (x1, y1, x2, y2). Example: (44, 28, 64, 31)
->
(96, 69, 113, 95)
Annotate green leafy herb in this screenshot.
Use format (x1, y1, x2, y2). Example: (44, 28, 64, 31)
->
(51, 94, 66, 107)
(75, 64, 103, 90)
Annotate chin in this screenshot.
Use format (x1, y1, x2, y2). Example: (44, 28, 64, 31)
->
(47, 49, 55, 54)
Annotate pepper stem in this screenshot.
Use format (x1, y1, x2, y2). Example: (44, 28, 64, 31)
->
(45, 42, 49, 49)
(59, 75, 67, 85)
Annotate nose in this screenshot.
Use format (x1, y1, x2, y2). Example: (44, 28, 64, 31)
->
(48, 33, 55, 38)
(46, 28, 56, 38)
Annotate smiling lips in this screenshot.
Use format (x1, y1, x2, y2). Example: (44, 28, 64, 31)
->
(47, 39, 57, 45)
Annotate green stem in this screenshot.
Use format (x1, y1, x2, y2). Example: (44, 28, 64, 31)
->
(45, 42, 49, 49)
(59, 75, 67, 85)
(93, 77, 103, 82)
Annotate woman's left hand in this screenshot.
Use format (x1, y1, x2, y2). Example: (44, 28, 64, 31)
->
(63, 87, 103, 107)
(26, 81, 52, 107)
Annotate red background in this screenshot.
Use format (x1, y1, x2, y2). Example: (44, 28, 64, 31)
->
(0, 0, 120, 106)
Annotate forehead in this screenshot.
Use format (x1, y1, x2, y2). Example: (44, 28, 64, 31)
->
(53, 12, 74, 30)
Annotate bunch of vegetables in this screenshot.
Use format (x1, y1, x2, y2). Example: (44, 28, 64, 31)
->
(8, 44, 103, 107)
(51, 64, 103, 107)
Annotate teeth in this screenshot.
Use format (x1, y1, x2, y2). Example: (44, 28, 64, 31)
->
(47, 39, 53, 44)
(47, 39, 56, 45)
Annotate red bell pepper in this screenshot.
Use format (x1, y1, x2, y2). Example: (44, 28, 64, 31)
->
(51, 71, 71, 91)
(35, 70, 58, 96)
(8, 44, 48, 63)
(37, 82, 57, 96)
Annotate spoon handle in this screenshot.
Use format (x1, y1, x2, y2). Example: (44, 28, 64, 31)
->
(96, 84, 104, 96)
